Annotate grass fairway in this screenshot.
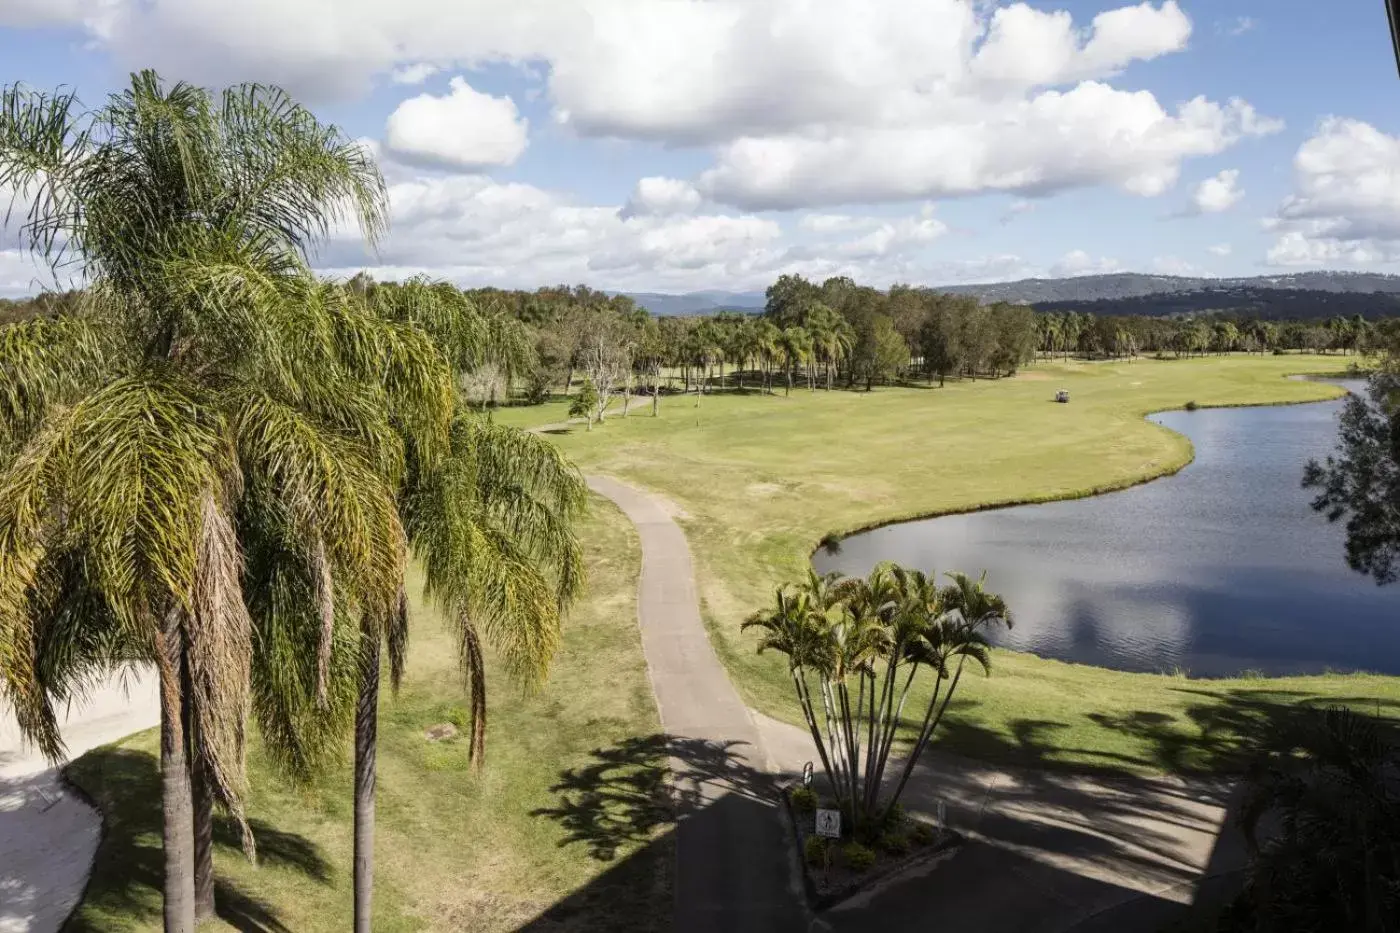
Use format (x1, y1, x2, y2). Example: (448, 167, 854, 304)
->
(64, 495, 670, 932)
(515, 354, 1400, 775)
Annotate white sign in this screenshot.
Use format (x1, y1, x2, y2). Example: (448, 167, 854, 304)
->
(815, 808, 842, 839)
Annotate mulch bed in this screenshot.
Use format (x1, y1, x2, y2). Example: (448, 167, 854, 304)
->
(782, 784, 963, 911)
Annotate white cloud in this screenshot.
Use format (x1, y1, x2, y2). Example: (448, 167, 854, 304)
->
(1266, 118, 1400, 267)
(833, 215, 948, 260)
(1188, 169, 1243, 214)
(0, 249, 77, 298)
(384, 77, 528, 170)
(390, 62, 438, 85)
(799, 214, 878, 234)
(1000, 199, 1037, 224)
(970, 1, 1191, 89)
(315, 171, 788, 290)
(1220, 16, 1256, 36)
(620, 177, 703, 218)
(1207, 243, 1232, 257)
(698, 91, 1279, 210)
(1152, 255, 1197, 275)
(20, 0, 1278, 212)
(1051, 250, 1121, 277)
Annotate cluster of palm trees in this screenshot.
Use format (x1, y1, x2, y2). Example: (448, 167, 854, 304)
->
(654, 305, 856, 396)
(743, 564, 1011, 836)
(0, 73, 585, 933)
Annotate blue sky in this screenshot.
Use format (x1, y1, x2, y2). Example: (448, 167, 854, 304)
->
(2, 0, 1399, 295)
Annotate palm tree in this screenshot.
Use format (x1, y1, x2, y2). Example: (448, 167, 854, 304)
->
(780, 326, 812, 397)
(0, 75, 587, 933)
(744, 564, 1011, 836)
(356, 280, 587, 933)
(0, 73, 399, 931)
(754, 319, 782, 394)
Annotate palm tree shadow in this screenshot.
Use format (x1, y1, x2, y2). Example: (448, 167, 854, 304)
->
(520, 733, 778, 932)
(61, 747, 330, 933)
(530, 733, 774, 862)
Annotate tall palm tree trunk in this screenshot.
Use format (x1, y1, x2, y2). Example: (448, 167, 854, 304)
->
(354, 628, 381, 933)
(183, 684, 215, 922)
(191, 752, 214, 921)
(157, 614, 196, 933)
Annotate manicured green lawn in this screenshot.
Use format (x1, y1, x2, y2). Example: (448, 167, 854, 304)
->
(65, 496, 670, 932)
(511, 354, 1400, 775)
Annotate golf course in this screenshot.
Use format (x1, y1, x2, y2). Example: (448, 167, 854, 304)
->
(62, 352, 1400, 930)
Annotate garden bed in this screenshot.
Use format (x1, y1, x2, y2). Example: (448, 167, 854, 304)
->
(782, 784, 962, 911)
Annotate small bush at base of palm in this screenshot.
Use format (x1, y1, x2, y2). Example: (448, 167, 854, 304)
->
(789, 786, 818, 813)
(840, 842, 876, 872)
(909, 822, 936, 847)
(804, 836, 830, 868)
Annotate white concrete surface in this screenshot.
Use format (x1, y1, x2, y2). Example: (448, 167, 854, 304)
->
(0, 667, 159, 933)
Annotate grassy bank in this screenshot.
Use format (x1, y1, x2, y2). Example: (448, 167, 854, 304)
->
(64, 495, 669, 932)
(513, 354, 1400, 775)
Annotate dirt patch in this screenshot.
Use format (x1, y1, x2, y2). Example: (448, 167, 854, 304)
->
(746, 482, 783, 497)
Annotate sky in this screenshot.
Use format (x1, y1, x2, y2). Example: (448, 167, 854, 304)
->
(0, 0, 1398, 296)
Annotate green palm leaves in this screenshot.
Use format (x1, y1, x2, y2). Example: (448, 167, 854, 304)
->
(745, 563, 1011, 834)
(1, 70, 585, 932)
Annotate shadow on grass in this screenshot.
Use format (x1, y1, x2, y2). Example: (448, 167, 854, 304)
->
(522, 733, 798, 932)
(63, 747, 330, 933)
(921, 685, 1400, 780)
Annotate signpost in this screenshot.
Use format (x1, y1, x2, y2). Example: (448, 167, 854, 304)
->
(801, 761, 813, 788)
(815, 808, 842, 839)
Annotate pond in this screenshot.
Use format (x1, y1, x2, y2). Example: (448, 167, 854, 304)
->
(813, 381, 1400, 678)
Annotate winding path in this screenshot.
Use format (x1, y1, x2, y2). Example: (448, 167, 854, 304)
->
(0, 669, 159, 933)
(585, 476, 809, 933)
(588, 473, 1249, 933)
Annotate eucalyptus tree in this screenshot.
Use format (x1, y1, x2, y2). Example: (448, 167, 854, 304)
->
(743, 564, 1011, 836)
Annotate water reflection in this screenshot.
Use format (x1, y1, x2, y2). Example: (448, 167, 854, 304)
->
(814, 382, 1400, 677)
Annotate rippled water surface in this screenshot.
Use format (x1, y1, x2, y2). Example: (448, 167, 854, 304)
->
(813, 382, 1400, 677)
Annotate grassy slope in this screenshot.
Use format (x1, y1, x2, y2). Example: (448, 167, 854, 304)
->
(65, 495, 669, 933)
(519, 354, 1400, 775)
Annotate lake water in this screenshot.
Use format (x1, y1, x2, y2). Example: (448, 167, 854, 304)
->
(813, 382, 1400, 677)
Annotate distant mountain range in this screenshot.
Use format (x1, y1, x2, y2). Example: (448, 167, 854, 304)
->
(936, 272, 1400, 305)
(622, 290, 765, 316)
(625, 273, 1400, 318)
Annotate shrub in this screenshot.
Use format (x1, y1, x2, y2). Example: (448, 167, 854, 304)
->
(804, 835, 829, 868)
(841, 841, 876, 872)
(789, 786, 818, 813)
(878, 831, 910, 855)
(910, 822, 936, 846)
(1184, 400, 1198, 411)
(523, 370, 552, 405)
(1273, 348, 1286, 356)
(880, 802, 906, 829)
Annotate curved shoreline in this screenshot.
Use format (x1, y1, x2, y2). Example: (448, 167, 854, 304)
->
(810, 370, 1351, 558)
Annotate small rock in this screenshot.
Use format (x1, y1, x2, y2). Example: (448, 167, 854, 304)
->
(425, 723, 458, 742)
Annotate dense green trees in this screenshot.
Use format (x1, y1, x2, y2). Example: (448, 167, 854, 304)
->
(1221, 707, 1400, 931)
